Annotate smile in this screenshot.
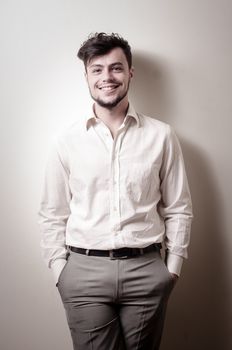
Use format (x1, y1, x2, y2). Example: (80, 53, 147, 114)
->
(98, 84, 120, 91)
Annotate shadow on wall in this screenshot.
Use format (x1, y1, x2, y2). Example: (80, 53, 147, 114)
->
(129, 51, 175, 121)
(130, 52, 231, 350)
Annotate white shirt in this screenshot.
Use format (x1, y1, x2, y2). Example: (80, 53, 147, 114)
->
(38, 104, 193, 283)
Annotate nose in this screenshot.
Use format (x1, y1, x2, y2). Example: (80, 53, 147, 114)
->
(101, 68, 113, 82)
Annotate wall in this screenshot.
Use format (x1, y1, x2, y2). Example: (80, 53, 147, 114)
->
(1, 1, 231, 349)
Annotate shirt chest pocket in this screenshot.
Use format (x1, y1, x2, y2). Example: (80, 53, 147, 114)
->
(121, 161, 160, 203)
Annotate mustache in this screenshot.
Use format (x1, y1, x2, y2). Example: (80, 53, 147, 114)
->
(99, 79, 121, 85)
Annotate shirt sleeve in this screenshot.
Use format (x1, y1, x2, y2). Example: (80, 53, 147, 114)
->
(159, 126, 193, 274)
(38, 137, 71, 271)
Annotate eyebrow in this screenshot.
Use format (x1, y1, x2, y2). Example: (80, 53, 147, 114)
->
(89, 62, 124, 69)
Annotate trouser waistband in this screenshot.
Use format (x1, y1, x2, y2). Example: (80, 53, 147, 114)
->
(69, 243, 162, 259)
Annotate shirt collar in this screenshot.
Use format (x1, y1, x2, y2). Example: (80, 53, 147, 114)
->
(85, 103, 141, 131)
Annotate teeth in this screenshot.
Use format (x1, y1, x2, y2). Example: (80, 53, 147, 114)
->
(99, 85, 118, 90)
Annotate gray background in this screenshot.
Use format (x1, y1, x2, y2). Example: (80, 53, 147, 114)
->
(1, 0, 232, 349)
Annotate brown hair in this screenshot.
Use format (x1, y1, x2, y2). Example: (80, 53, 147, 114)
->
(77, 32, 132, 69)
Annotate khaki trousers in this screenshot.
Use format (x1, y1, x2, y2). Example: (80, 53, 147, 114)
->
(57, 249, 174, 350)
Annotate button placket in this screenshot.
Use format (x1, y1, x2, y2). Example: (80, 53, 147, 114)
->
(104, 130, 112, 151)
(109, 133, 122, 232)
(97, 122, 113, 152)
(111, 123, 131, 237)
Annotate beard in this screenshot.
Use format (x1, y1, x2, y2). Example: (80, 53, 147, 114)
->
(89, 80, 130, 109)
(91, 90, 128, 109)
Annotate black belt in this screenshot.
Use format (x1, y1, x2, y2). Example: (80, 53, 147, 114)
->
(69, 243, 162, 259)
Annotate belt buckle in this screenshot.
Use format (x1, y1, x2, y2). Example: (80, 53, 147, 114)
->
(109, 250, 128, 260)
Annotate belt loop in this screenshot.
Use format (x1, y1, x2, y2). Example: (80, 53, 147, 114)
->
(86, 249, 90, 256)
(139, 248, 144, 255)
(109, 250, 115, 260)
(66, 245, 71, 259)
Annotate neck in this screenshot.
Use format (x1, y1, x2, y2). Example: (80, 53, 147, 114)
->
(94, 98, 129, 128)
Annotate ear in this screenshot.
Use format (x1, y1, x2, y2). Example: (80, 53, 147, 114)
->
(129, 66, 134, 78)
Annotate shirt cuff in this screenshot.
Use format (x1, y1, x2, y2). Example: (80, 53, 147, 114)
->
(166, 253, 183, 276)
(51, 259, 67, 285)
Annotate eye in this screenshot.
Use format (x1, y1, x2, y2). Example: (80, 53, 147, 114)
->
(91, 68, 102, 74)
(112, 66, 123, 72)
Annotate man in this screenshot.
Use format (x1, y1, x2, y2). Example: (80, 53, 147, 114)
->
(38, 32, 193, 350)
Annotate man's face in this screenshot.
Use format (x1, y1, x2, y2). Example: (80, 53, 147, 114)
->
(85, 47, 133, 109)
